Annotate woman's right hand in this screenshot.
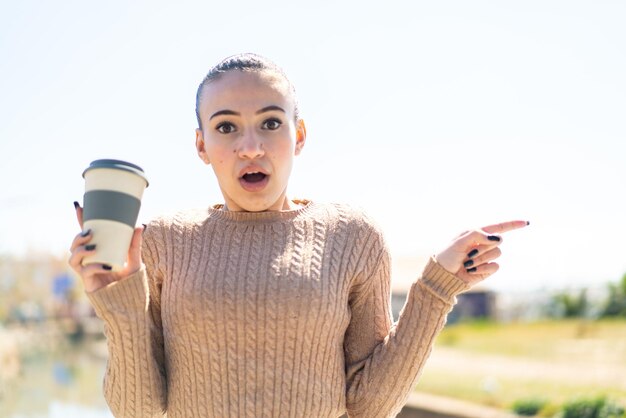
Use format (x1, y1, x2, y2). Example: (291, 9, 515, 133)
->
(68, 201, 145, 293)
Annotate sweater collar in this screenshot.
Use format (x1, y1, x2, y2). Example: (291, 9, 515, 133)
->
(206, 199, 314, 223)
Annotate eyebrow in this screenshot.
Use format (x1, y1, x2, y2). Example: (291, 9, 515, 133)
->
(209, 109, 239, 121)
(208, 105, 286, 121)
(256, 105, 285, 115)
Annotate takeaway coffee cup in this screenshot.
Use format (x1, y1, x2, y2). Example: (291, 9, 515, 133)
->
(81, 159, 149, 272)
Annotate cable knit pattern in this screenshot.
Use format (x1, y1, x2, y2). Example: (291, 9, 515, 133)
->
(86, 200, 470, 418)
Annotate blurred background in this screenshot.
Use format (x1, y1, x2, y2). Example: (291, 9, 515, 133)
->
(1, 0, 625, 417)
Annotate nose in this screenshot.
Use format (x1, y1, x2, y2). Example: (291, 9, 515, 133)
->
(237, 129, 264, 160)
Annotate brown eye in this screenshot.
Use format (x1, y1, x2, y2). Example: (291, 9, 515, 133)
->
(262, 118, 282, 130)
(216, 122, 236, 134)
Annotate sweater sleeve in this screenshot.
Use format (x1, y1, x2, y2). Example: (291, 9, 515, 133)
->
(85, 220, 168, 418)
(343, 227, 469, 418)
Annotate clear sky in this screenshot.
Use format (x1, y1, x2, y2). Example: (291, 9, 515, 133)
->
(1, 0, 624, 292)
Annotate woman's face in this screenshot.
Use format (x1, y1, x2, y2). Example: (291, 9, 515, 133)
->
(195, 70, 306, 212)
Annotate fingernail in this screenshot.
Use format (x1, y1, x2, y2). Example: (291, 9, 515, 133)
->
(73, 201, 80, 209)
(526, 221, 530, 226)
(80, 229, 91, 237)
(467, 267, 477, 273)
(488, 235, 501, 242)
(468, 249, 479, 258)
(85, 244, 96, 251)
(102, 264, 112, 270)
(464, 260, 474, 268)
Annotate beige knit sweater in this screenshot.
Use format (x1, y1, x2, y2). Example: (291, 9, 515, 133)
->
(86, 200, 469, 418)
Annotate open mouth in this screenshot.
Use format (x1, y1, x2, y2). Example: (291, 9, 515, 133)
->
(241, 172, 267, 183)
(239, 171, 270, 192)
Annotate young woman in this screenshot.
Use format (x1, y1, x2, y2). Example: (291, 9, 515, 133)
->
(69, 53, 528, 418)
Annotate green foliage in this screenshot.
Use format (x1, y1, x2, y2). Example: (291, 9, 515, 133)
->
(552, 289, 589, 318)
(599, 401, 626, 418)
(602, 273, 626, 317)
(562, 397, 603, 418)
(561, 397, 624, 418)
(511, 397, 547, 416)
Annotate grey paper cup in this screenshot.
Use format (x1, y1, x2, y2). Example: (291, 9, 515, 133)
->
(81, 159, 149, 272)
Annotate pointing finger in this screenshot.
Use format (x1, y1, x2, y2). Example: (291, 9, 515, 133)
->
(482, 220, 529, 234)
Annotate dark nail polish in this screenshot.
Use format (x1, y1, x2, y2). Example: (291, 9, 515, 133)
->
(73, 201, 80, 209)
(467, 267, 477, 273)
(526, 221, 530, 226)
(464, 260, 474, 268)
(85, 244, 96, 251)
(468, 249, 479, 258)
(80, 229, 91, 237)
(102, 264, 112, 270)
(488, 235, 501, 242)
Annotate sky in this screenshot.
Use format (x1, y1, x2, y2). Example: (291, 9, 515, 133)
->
(1, 0, 624, 292)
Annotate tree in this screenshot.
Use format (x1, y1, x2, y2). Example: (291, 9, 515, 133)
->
(551, 289, 588, 318)
(602, 273, 626, 318)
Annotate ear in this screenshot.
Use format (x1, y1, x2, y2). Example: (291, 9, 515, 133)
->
(294, 119, 307, 156)
(195, 129, 210, 165)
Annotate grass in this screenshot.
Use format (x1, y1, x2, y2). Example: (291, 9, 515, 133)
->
(417, 369, 626, 411)
(415, 318, 626, 412)
(434, 318, 626, 361)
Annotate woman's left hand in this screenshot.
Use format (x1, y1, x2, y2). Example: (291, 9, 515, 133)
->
(434, 220, 529, 286)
